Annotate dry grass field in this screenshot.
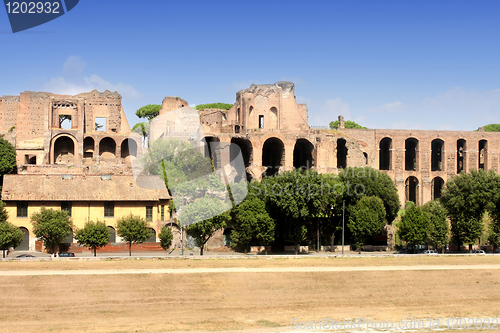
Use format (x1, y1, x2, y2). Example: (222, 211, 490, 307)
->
(0, 256, 499, 333)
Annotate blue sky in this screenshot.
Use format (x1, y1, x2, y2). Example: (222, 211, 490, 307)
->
(1, 0, 499, 131)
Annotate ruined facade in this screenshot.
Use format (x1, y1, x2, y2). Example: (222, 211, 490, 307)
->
(177, 81, 498, 208)
(0, 90, 169, 251)
(2, 82, 498, 252)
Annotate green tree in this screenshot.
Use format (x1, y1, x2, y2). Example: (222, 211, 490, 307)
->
(116, 214, 153, 256)
(422, 200, 449, 253)
(440, 169, 498, 252)
(329, 120, 367, 129)
(184, 197, 229, 255)
(0, 201, 23, 258)
(30, 207, 73, 254)
(397, 205, 429, 253)
(0, 137, 17, 195)
(0, 222, 23, 258)
(348, 196, 386, 253)
(75, 220, 110, 257)
(231, 196, 274, 253)
(339, 167, 400, 223)
(159, 226, 174, 251)
(195, 103, 233, 110)
(136, 104, 162, 120)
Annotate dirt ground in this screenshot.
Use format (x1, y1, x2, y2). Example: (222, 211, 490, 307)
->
(0, 256, 499, 333)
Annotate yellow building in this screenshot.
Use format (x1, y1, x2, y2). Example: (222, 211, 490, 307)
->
(1, 174, 170, 251)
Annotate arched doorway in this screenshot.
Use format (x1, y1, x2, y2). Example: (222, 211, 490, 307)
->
(379, 137, 392, 170)
(405, 138, 419, 171)
(262, 137, 285, 177)
(457, 139, 466, 173)
(121, 138, 138, 160)
(293, 139, 314, 170)
(337, 139, 347, 169)
(405, 176, 419, 205)
(432, 177, 444, 200)
(108, 226, 116, 243)
(99, 137, 117, 158)
(204, 137, 220, 169)
(84, 137, 94, 159)
(223, 228, 233, 247)
(431, 139, 444, 171)
(53, 136, 75, 164)
(147, 228, 156, 242)
(230, 138, 253, 181)
(479, 139, 488, 170)
(16, 227, 29, 251)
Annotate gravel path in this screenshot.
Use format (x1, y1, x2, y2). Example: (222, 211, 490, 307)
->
(1, 264, 499, 276)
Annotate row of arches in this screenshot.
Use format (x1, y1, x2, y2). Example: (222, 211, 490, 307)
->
(405, 176, 444, 205)
(53, 135, 138, 164)
(379, 137, 488, 173)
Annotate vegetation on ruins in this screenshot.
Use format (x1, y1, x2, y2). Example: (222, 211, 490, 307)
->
(440, 169, 497, 253)
(479, 124, 500, 132)
(75, 220, 110, 257)
(116, 214, 153, 256)
(230, 195, 274, 253)
(136, 104, 162, 120)
(184, 197, 229, 255)
(30, 207, 74, 254)
(0, 201, 23, 258)
(159, 226, 174, 251)
(329, 120, 367, 130)
(195, 103, 233, 110)
(348, 196, 386, 253)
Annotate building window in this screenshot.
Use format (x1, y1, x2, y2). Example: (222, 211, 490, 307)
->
(146, 206, 153, 222)
(104, 202, 114, 217)
(161, 205, 165, 221)
(17, 202, 28, 218)
(259, 115, 264, 129)
(61, 201, 72, 217)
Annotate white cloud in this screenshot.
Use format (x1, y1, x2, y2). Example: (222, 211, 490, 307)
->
(41, 55, 141, 99)
(367, 101, 405, 113)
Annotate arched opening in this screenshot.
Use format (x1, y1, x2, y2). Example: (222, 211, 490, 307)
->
(405, 176, 419, 205)
(262, 137, 285, 177)
(16, 227, 29, 251)
(293, 139, 314, 170)
(231, 138, 253, 181)
(337, 138, 347, 169)
(363, 152, 368, 165)
(405, 138, 419, 171)
(379, 137, 392, 170)
(204, 137, 220, 169)
(84, 137, 94, 159)
(269, 107, 278, 129)
(479, 139, 488, 170)
(223, 227, 233, 247)
(99, 137, 116, 158)
(457, 139, 466, 174)
(431, 139, 444, 171)
(108, 226, 116, 243)
(53, 136, 75, 164)
(147, 228, 156, 243)
(121, 138, 138, 160)
(432, 177, 444, 200)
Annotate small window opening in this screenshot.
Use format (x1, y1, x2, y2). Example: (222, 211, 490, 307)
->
(95, 117, 106, 131)
(259, 115, 264, 129)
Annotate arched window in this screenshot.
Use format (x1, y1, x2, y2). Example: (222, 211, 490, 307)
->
(379, 137, 392, 170)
